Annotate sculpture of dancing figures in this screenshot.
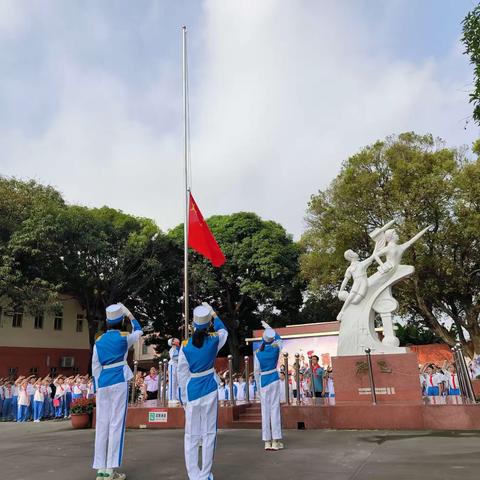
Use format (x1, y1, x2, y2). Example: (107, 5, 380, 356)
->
(336, 220, 434, 356)
(372, 225, 433, 275)
(336, 250, 374, 321)
(337, 220, 395, 321)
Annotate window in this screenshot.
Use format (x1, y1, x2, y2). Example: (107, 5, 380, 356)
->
(50, 367, 57, 376)
(8, 367, 17, 376)
(76, 314, 83, 333)
(12, 309, 23, 328)
(29, 367, 38, 375)
(142, 343, 149, 355)
(54, 312, 63, 331)
(34, 314, 44, 329)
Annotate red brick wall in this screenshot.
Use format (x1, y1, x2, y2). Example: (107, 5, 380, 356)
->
(0, 346, 91, 377)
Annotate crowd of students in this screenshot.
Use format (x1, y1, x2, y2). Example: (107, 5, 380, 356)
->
(129, 356, 336, 405)
(420, 362, 462, 397)
(0, 374, 94, 422)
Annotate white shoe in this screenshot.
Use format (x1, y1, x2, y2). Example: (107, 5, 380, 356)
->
(264, 441, 273, 450)
(271, 440, 284, 450)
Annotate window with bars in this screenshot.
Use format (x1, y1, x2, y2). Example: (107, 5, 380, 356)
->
(142, 343, 149, 355)
(30, 367, 38, 375)
(54, 312, 63, 331)
(76, 314, 84, 333)
(34, 314, 44, 329)
(12, 309, 23, 328)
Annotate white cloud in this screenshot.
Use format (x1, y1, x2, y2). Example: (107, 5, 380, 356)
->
(0, 1, 477, 238)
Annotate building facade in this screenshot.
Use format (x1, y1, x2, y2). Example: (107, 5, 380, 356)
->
(0, 296, 91, 377)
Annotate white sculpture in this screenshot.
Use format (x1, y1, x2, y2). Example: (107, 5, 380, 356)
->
(336, 220, 432, 356)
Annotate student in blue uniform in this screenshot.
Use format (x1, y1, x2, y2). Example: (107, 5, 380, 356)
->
(92, 303, 143, 480)
(254, 321, 284, 451)
(178, 302, 228, 480)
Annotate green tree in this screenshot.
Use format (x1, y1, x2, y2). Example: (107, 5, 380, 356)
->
(1, 182, 183, 352)
(170, 212, 303, 369)
(395, 322, 442, 346)
(0, 177, 65, 313)
(463, 4, 480, 125)
(301, 132, 480, 356)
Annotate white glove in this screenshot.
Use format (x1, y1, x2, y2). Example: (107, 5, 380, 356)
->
(202, 302, 214, 315)
(119, 303, 134, 320)
(261, 321, 271, 330)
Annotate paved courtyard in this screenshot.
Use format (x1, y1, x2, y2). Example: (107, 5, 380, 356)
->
(1, 422, 479, 480)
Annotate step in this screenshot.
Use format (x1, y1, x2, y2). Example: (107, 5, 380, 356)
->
(239, 414, 262, 420)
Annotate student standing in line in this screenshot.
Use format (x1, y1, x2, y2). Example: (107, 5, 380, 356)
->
(177, 303, 228, 480)
(254, 321, 284, 451)
(2, 381, 12, 421)
(53, 376, 66, 419)
(33, 378, 44, 422)
(17, 379, 30, 423)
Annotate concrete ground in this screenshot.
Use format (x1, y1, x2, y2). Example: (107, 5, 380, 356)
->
(1, 422, 480, 480)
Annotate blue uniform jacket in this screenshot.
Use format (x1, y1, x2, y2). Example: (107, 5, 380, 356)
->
(92, 318, 143, 390)
(177, 316, 228, 403)
(254, 333, 282, 388)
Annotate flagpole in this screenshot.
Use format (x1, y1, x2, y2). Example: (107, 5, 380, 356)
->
(182, 26, 190, 340)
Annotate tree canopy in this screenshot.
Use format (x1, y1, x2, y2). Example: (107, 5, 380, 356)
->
(301, 132, 480, 356)
(169, 211, 304, 368)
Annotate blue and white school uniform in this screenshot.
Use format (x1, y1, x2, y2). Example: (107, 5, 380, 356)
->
(425, 373, 443, 396)
(72, 384, 83, 400)
(54, 384, 65, 418)
(27, 383, 35, 420)
(177, 310, 228, 480)
(92, 312, 143, 471)
(33, 386, 44, 422)
(254, 331, 283, 442)
(248, 380, 257, 402)
(217, 384, 228, 401)
(11, 385, 18, 422)
(168, 345, 180, 401)
(2, 385, 12, 421)
(446, 372, 460, 395)
(236, 381, 246, 401)
(17, 386, 30, 422)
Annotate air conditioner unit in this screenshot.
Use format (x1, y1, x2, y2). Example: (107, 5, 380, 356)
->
(60, 357, 75, 368)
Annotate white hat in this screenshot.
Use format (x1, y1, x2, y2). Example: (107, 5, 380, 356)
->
(262, 328, 276, 343)
(193, 305, 212, 330)
(168, 338, 174, 347)
(106, 304, 124, 325)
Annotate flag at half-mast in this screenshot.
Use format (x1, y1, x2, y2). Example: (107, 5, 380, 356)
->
(188, 193, 226, 267)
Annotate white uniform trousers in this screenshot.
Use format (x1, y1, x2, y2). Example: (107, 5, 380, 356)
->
(260, 379, 282, 441)
(93, 382, 129, 470)
(184, 390, 218, 480)
(169, 362, 178, 401)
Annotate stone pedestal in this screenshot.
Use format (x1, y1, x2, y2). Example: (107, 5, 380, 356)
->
(332, 352, 422, 404)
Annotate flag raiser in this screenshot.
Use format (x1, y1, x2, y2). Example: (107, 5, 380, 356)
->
(188, 193, 226, 267)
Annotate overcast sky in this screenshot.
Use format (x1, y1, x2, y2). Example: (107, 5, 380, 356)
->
(0, 1, 479, 238)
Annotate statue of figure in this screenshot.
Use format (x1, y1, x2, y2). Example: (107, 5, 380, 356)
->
(336, 220, 395, 320)
(372, 225, 432, 275)
(336, 221, 434, 356)
(337, 250, 374, 320)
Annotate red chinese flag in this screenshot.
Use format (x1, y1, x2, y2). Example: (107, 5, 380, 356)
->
(188, 193, 226, 267)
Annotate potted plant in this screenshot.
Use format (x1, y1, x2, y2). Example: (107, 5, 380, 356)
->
(70, 398, 95, 429)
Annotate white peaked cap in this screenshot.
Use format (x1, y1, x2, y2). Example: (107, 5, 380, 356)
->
(168, 338, 173, 347)
(106, 304, 124, 325)
(193, 305, 212, 330)
(263, 328, 276, 343)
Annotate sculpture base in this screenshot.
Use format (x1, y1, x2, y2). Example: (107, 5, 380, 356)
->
(332, 352, 422, 404)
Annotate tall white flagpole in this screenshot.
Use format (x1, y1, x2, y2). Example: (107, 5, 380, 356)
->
(182, 26, 190, 339)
